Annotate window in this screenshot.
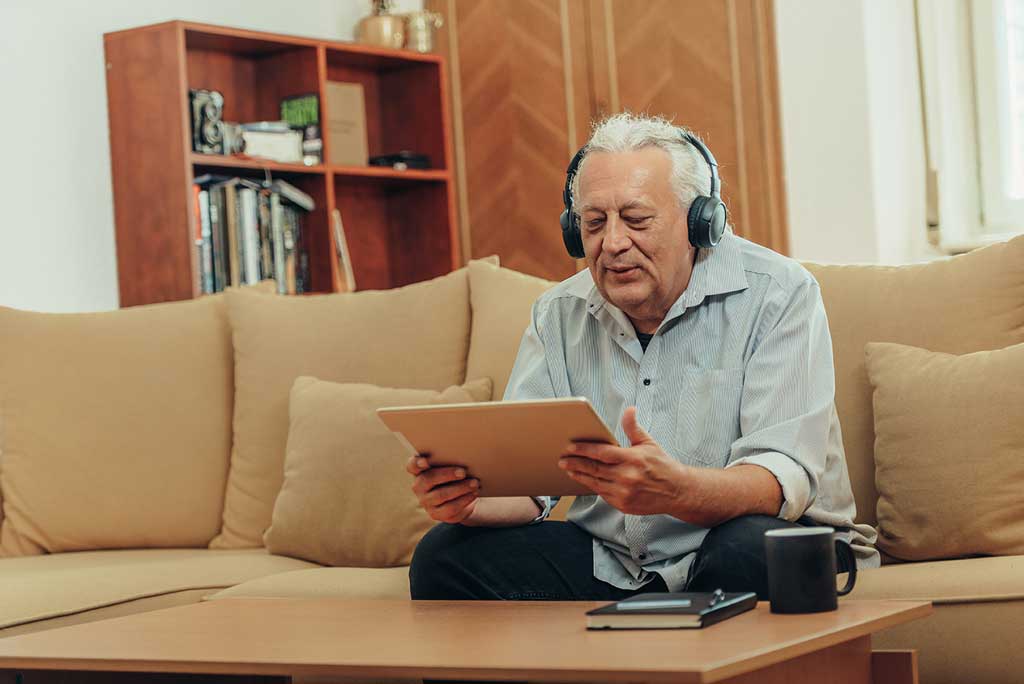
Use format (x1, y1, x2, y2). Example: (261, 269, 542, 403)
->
(916, 0, 1024, 250)
(973, 0, 1024, 230)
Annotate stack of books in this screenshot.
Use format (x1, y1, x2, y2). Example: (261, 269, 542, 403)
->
(191, 175, 315, 295)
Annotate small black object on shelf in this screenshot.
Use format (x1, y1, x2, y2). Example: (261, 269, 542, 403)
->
(369, 151, 431, 170)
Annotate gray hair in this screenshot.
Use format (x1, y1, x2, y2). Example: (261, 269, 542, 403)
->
(570, 112, 713, 220)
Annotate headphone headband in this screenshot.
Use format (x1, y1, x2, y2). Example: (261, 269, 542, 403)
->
(559, 128, 727, 257)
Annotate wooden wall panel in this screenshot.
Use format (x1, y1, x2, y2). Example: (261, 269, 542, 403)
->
(595, 0, 788, 252)
(430, 0, 578, 280)
(429, 0, 789, 280)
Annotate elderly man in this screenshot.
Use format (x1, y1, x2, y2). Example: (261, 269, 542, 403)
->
(407, 113, 877, 601)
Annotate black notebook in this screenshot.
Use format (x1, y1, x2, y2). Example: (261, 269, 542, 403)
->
(585, 591, 757, 630)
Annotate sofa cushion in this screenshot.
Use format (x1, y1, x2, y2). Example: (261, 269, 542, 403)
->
(0, 548, 315, 632)
(870, 598, 1024, 684)
(0, 296, 234, 556)
(865, 341, 1024, 561)
(212, 267, 475, 550)
(466, 259, 556, 400)
(208, 566, 411, 601)
(264, 376, 492, 567)
(804, 235, 1024, 525)
(846, 554, 1024, 604)
(0, 589, 212, 639)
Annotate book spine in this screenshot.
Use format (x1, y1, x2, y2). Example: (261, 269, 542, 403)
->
(198, 190, 214, 294)
(283, 206, 297, 295)
(192, 184, 203, 294)
(239, 187, 261, 285)
(270, 192, 286, 294)
(209, 188, 226, 292)
(224, 184, 240, 287)
(258, 190, 273, 281)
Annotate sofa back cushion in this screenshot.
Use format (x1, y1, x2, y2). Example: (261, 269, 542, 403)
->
(264, 376, 493, 567)
(466, 260, 557, 399)
(212, 268, 473, 549)
(0, 296, 234, 556)
(865, 341, 1024, 560)
(804, 235, 1024, 525)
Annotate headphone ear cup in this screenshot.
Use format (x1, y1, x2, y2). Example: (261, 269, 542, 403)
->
(687, 196, 710, 248)
(560, 209, 585, 258)
(687, 196, 727, 249)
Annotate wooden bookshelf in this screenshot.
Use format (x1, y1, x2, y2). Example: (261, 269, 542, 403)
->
(104, 21, 459, 306)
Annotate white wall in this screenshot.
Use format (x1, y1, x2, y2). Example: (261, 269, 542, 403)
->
(0, 0, 420, 313)
(774, 0, 943, 265)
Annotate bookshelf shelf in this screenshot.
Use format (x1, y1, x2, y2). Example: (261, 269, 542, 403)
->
(105, 21, 459, 307)
(190, 153, 327, 175)
(330, 166, 450, 182)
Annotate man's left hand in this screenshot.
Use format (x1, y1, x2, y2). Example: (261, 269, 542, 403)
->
(559, 407, 693, 516)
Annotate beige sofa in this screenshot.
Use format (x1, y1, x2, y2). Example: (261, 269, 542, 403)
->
(1, 239, 1022, 684)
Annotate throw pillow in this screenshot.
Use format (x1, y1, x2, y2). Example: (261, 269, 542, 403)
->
(0, 296, 234, 556)
(804, 234, 1024, 525)
(466, 259, 556, 399)
(212, 265, 481, 549)
(865, 341, 1024, 561)
(264, 376, 493, 567)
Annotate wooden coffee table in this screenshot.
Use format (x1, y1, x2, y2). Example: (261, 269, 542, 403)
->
(0, 598, 930, 684)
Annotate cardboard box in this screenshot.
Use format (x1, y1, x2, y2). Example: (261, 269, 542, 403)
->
(326, 82, 369, 166)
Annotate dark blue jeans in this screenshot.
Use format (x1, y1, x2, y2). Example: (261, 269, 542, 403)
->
(409, 515, 846, 601)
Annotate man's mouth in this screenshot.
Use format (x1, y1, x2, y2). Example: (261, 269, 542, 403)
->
(606, 265, 638, 274)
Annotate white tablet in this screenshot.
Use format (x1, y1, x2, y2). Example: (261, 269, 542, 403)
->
(376, 397, 618, 497)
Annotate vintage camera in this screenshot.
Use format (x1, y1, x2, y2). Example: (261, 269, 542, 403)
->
(189, 89, 225, 154)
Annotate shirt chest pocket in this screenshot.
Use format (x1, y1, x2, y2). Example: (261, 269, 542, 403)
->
(675, 367, 744, 468)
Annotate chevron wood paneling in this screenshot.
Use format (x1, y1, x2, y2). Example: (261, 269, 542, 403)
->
(428, 0, 788, 280)
(598, 0, 788, 252)
(430, 0, 579, 280)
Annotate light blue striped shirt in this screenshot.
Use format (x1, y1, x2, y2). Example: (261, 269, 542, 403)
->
(504, 233, 879, 592)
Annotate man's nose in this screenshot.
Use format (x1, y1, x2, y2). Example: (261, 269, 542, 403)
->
(602, 215, 631, 253)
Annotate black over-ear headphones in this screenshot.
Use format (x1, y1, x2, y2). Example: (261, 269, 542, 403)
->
(558, 131, 727, 258)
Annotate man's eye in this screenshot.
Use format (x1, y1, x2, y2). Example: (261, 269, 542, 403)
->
(585, 218, 605, 230)
(625, 215, 651, 224)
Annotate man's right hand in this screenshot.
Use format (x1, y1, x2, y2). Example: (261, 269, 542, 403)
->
(406, 455, 480, 524)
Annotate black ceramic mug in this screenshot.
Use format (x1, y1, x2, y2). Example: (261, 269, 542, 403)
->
(764, 526, 857, 614)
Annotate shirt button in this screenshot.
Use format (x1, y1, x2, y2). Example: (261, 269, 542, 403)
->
(642, 378, 651, 386)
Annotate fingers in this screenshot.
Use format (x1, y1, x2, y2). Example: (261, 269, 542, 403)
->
(559, 456, 613, 481)
(565, 441, 628, 464)
(411, 466, 468, 495)
(423, 478, 480, 508)
(432, 492, 478, 524)
(563, 469, 608, 494)
(405, 454, 431, 476)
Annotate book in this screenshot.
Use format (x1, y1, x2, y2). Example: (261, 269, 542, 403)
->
(331, 209, 357, 293)
(325, 81, 368, 166)
(258, 190, 273, 279)
(270, 192, 286, 294)
(193, 174, 232, 292)
(208, 186, 227, 291)
(270, 179, 315, 212)
(191, 183, 204, 294)
(197, 189, 215, 294)
(585, 592, 757, 630)
(238, 187, 261, 285)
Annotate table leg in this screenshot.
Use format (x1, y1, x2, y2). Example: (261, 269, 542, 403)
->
(719, 635, 872, 684)
(871, 650, 919, 684)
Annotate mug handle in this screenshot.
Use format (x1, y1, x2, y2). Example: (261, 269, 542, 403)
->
(834, 538, 857, 596)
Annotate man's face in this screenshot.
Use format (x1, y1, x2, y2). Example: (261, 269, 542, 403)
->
(576, 147, 697, 333)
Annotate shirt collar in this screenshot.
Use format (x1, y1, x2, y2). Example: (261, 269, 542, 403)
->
(570, 232, 750, 318)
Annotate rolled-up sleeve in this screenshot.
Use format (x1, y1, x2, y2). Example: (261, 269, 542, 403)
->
(726, 277, 835, 521)
(504, 300, 562, 523)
